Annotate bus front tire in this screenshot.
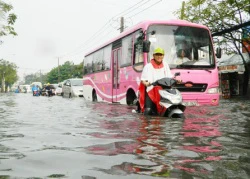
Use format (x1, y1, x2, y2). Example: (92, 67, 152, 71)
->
(92, 91, 97, 102)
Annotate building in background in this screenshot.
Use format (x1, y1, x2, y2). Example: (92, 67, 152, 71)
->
(217, 53, 250, 98)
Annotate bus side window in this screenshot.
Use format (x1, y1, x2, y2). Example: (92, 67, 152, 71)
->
(97, 61, 101, 71)
(121, 34, 133, 67)
(92, 61, 95, 72)
(87, 63, 92, 74)
(133, 42, 144, 71)
(100, 61, 104, 70)
(103, 45, 111, 70)
(134, 42, 143, 64)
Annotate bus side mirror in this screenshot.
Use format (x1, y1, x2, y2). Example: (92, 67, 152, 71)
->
(216, 47, 222, 58)
(143, 40, 150, 53)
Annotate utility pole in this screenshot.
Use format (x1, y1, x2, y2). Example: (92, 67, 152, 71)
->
(180, 1, 185, 20)
(120, 17, 124, 33)
(58, 57, 60, 83)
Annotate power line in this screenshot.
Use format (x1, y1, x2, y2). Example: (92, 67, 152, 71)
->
(127, 0, 163, 19)
(58, 0, 160, 60)
(58, 1, 152, 59)
(59, 23, 118, 60)
(113, 0, 150, 18)
(58, 20, 117, 59)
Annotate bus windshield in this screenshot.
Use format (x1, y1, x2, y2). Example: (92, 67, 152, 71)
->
(147, 25, 215, 69)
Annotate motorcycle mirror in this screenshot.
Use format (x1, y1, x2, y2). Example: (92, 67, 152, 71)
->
(216, 47, 222, 58)
(143, 40, 151, 53)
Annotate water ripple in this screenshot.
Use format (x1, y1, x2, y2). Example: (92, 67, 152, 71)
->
(0, 94, 249, 178)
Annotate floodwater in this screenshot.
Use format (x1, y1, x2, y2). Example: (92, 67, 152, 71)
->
(0, 93, 250, 179)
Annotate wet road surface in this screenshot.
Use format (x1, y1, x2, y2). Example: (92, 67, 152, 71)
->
(0, 93, 250, 179)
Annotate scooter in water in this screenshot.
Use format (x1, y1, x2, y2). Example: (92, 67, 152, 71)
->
(148, 72, 186, 118)
(46, 89, 53, 97)
(32, 90, 40, 96)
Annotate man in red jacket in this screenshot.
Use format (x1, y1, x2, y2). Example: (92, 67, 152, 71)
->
(138, 47, 173, 115)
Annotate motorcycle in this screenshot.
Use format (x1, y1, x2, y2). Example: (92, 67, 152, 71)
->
(46, 89, 53, 97)
(32, 90, 40, 96)
(41, 85, 55, 97)
(146, 72, 186, 118)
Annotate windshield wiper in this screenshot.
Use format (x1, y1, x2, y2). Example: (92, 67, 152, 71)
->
(175, 64, 184, 68)
(175, 64, 192, 69)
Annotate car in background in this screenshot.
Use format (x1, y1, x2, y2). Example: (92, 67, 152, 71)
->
(19, 85, 32, 93)
(55, 82, 63, 96)
(50, 84, 58, 95)
(62, 78, 84, 98)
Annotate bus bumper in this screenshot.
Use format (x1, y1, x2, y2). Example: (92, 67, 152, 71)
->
(182, 93, 219, 106)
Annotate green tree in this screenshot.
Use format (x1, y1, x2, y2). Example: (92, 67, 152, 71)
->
(0, 0, 17, 40)
(60, 61, 75, 80)
(175, 0, 249, 54)
(72, 61, 83, 78)
(46, 67, 59, 84)
(0, 59, 18, 92)
(24, 72, 47, 85)
(46, 61, 83, 84)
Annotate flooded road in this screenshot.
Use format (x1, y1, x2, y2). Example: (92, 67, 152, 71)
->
(0, 93, 250, 179)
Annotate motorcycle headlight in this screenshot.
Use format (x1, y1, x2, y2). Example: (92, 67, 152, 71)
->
(159, 90, 170, 98)
(208, 87, 219, 94)
(170, 96, 182, 104)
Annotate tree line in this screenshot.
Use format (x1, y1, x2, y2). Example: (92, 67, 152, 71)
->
(0, 59, 83, 92)
(24, 61, 83, 85)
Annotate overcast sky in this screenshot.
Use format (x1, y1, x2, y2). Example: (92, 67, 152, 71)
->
(1, 0, 183, 80)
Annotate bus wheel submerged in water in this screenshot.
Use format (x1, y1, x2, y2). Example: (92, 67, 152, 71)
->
(126, 88, 137, 105)
(92, 89, 97, 102)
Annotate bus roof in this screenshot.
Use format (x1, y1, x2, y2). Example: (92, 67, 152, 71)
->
(84, 19, 210, 57)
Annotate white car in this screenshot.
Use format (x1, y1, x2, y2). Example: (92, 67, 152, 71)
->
(55, 82, 63, 96)
(19, 85, 32, 93)
(62, 78, 84, 98)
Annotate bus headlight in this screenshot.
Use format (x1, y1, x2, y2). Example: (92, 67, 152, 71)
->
(208, 87, 219, 94)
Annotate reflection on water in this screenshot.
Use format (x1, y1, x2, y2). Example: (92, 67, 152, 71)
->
(0, 93, 250, 178)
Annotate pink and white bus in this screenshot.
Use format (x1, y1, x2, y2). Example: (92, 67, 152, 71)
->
(83, 20, 220, 106)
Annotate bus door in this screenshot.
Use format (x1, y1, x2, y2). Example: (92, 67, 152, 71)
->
(112, 48, 121, 103)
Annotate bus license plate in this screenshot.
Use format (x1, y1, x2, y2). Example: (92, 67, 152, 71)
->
(183, 101, 198, 106)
